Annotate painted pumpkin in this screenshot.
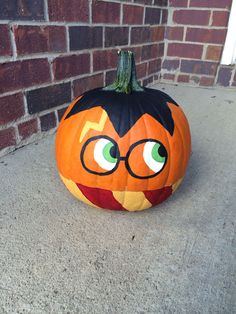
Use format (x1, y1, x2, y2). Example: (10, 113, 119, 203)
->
(55, 51, 191, 211)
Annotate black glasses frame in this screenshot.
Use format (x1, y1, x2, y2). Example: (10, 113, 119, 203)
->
(80, 135, 168, 179)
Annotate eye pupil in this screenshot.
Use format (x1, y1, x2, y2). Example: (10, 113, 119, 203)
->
(150, 142, 167, 164)
(110, 145, 118, 158)
(103, 141, 118, 163)
(158, 145, 167, 158)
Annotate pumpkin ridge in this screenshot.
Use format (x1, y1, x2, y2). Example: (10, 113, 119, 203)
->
(173, 112, 186, 180)
(167, 103, 190, 184)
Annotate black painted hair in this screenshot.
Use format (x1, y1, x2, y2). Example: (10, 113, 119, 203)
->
(64, 87, 178, 137)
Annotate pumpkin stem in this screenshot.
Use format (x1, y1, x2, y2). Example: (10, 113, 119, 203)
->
(103, 50, 144, 94)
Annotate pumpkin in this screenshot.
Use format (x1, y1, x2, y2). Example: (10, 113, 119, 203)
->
(55, 50, 191, 211)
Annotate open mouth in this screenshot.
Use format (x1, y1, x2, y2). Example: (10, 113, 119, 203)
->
(76, 183, 172, 211)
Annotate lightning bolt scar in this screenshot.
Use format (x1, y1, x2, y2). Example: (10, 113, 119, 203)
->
(79, 110, 108, 142)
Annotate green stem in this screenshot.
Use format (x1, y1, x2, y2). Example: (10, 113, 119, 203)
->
(103, 50, 144, 94)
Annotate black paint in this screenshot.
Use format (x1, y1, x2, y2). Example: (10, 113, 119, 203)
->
(80, 135, 168, 179)
(65, 87, 178, 137)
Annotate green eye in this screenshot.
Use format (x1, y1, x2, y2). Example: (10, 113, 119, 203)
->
(151, 143, 166, 163)
(94, 138, 119, 171)
(103, 142, 118, 163)
(143, 141, 167, 173)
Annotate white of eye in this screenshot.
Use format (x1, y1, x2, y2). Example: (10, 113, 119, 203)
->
(143, 141, 166, 173)
(94, 138, 117, 171)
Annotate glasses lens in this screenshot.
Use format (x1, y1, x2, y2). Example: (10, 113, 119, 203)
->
(81, 136, 120, 175)
(126, 139, 167, 179)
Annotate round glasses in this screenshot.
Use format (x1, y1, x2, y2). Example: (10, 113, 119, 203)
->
(81, 135, 168, 179)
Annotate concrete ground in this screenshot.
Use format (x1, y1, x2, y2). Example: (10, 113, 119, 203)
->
(0, 84, 235, 314)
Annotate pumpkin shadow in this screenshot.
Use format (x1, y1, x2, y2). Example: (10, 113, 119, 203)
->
(170, 150, 199, 203)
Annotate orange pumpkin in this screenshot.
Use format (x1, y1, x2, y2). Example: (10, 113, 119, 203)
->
(55, 51, 191, 211)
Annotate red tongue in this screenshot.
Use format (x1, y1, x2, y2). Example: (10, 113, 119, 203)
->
(143, 186, 172, 205)
(76, 183, 126, 210)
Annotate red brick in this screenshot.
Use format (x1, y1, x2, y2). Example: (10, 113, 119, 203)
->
(148, 59, 162, 75)
(216, 67, 233, 86)
(145, 7, 161, 25)
(166, 27, 184, 41)
(154, 0, 168, 5)
(134, 0, 152, 5)
(190, 0, 232, 9)
(129, 46, 142, 63)
(161, 9, 168, 24)
(0, 93, 24, 125)
(181, 60, 218, 75)
(186, 28, 227, 44)
(105, 70, 117, 85)
(141, 44, 158, 61)
(0, 127, 16, 150)
(0, 0, 44, 20)
(0, 25, 12, 56)
(136, 63, 147, 79)
(27, 83, 71, 114)
(177, 74, 190, 83)
(206, 45, 223, 61)
(157, 43, 165, 57)
(40, 112, 57, 132)
(105, 27, 129, 47)
(199, 76, 215, 86)
(73, 73, 104, 96)
(167, 43, 203, 59)
(173, 9, 210, 25)
(69, 26, 103, 51)
(0, 59, 50, 94)
(162, 59, 179, 70)
(53, 54, 90, 81)
(123, 4, 144, 24)
(212, 11, 229, 27)
(18, 119, 38, 140)
(143, 76, 154, 86)
(163, 73, 175, 80)
(151, 26, 165, 42)
(48, 0, 88, 22)
(131, 27, 151, 44)
(169, 0, 188, 6)
(93, 50, 117, 72)
(14, 25, 66, 55)
(57, 107, 67, 121)
(92, 1, 120, 24)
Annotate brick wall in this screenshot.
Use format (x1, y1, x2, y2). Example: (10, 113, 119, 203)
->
(161, 0, 236, 87)
(1, 0, 236, 157)
(0, 0, 167, 156)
